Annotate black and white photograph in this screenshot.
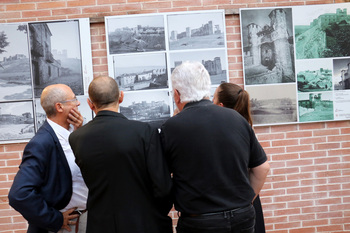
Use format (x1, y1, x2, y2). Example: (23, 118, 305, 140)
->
(294, 3, 350, 59)
(0, 101, 35, 141)
(106, 15, 165, 55)
(246, 84, 298, 125)
(34, 95, 93, 131)
(0, 23, 32, 101)
(113, 53, 168, 91)
(298, 91, 334, 122)
(167, 10, 225, 50)
(240, 7, 295, 85)
(333, 57, 350, 90)
(29, 20, 84, 97)
(169, 49, 228, 85)
(296, 59, 333, 92)
(120, 90, 171, 127)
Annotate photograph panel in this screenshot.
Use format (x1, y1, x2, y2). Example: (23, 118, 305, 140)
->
(120, 90, 171, 128)
(113, 52, 168, 91)
(0, 23, 32, 101)
(298, 91, 334, 122)
(29, 20, 84, 97)
(240, 7, 295, 85)
(0, 101, 35, 142)
(296, 59, 333, 92)
(169, 49, 228, 85)
(294, 3, 350, 59)
(106, 15, 165, 55)
(167, 11, 225, 51)
(246, 84, 298, 125)
(333, 57, 350, 90)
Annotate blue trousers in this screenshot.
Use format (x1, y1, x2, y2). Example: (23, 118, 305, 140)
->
(176, 205, 255, 233)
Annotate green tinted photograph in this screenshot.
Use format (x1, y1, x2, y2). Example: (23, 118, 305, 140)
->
(298, 92, 334, 122)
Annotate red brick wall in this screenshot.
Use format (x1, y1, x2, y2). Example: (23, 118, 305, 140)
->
(1, 1, 350, 233)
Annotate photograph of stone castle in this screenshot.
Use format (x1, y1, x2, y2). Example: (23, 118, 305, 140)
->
(0, 101, 35, 141)
(113, 53, 168, 91)
(107, 15, 165, 54)
(169, 49, 228, 85)
(167, 11, 225, 50)
(298, 92, 334, 122)
(120, 90, 171, 128)
(29, 20, 84, 97)
(296, 59, 333, 92)
(240, 8, 295, 85)
(333, 58, 350, 90)
(294, 4, 350, 59)
(0, 23, 32, 101)
(246, 84, 297, 125)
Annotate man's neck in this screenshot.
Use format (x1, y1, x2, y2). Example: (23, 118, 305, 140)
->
(48, 116, 69, 130)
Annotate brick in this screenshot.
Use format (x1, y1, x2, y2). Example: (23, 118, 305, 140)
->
(97, 0, 126, 4)
(331, 217, 350, 224)
(275, 221, 301, 229)
(271, 124, 298, 132)
(6, 159, 21, 167)
(315, 170, 341, 178)
(52, 8, 81, 16)
(302, 206, 328, 214)
(299, 122, 325, 130)
(273, 181, 299, 189)
(287, 187, 313, 195)
(289, 213, 315, 222)
(0, 152, 21, 160)
(82, 6, 111, 14)
(22, 10, 51, 18)
(6, 3, 35, 11)
(314, 184, 341, 192)
(0, 0, 19, 2)
(271, 139, 298, 147)
(317, 211, 343, 219)
(173, 0, 202, 7)
(274, 208, 301, 216)
(272, 167, 299, 175)
(300, 137, 326, 144)
(313, 128, 340, 137)
(288, 173, 313, 181)
(300, 164, 327, 172)
(286, 159, 313, 167)
(328, 134, 350, 142)
(329, 148, 350, 156)
(287, 200, 313, 208)
(315, 197, 341, 205)
(327, 121, 350, 128)
(286, 131, 312, 138)
(314, 156, 341, 164)
(67, 0, 96, 7)
(341, 128, 350, 134)
(286, 145, 313, 153)
(302, 219, 328, 227)
(264, 147, 285, 155)
(37, 1, 66, 9)
(317, 225, 344, 232)
(300, 192, 328, 200)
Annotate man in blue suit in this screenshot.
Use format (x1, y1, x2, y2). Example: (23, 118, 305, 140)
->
(8, 84, 87, 233)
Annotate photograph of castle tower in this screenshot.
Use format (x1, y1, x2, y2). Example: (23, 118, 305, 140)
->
(113, 53, 168, 91)
(0, 101, 34, 141)
(0, 23, 32, 101)
(29, 20, 84, 97)
(298, 92, 334, 122)
(240, 8, 295, 85)
(296, 59, 333, 92)
(294, 5, 350, 59)
(167, 11, 225, 50)
(333, 58, 350, 90)
(106, 15, 165, 54)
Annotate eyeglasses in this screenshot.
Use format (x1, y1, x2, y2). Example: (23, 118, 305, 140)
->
(60, 97, 78, 104)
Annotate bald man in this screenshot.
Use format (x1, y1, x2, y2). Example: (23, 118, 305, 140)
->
(9, 84, 88, 233)
(69, 76, 173, 233)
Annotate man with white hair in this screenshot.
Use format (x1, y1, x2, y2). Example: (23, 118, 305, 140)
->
(161, 61, 270, 233)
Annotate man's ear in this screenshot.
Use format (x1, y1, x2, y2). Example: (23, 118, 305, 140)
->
(174, 89, 181, 105)
(119, 91, 124, 104)
(219, 102, 224, 107)
(55, 102, 64, 113)
(87, 98, 94, 111)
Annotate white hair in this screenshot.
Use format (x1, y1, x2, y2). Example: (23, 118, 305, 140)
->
(171, 61, 211, 103)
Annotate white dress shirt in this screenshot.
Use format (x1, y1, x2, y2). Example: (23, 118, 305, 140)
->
(47, 119, 88, 211)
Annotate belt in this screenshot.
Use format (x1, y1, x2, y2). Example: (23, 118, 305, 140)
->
(71, 209, 87, 233)
(180, 205, 251, 218)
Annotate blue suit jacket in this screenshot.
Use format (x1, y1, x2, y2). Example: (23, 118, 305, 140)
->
(8, 120, 72, 233)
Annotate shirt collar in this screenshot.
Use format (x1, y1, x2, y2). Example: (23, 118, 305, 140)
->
(47, 118, 73, 141)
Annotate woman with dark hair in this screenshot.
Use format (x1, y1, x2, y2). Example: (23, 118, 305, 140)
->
(213, 82, 266, 233)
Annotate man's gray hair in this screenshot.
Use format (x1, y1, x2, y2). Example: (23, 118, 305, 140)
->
(41, 86, 67, 117)
(171, 61, 211, 103)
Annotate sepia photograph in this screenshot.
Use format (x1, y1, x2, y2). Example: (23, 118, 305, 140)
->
(0, 23, 32, 101)
(120, 90, 171, 127)
(246, 84, 297, 125)
(240, 7, 295, 85)
(298, 91, 334, 122)
(167, 11, 225, 50)
(169, 49, 228, 85)
(106, 15, 165, 55)
(296, 59, 333, 92)
(113, 53, 168, 91)
(294, 3, 350, 59)
(29, 20, 84, 97)
(0, 101, 35, 142)
(34, 95, 93, 131)
(333, 57, 350, 90)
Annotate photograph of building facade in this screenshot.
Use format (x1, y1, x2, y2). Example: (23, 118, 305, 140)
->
(241, 8, 295, 85)
(298, 92, 334, 122)
(333, 58, 350, 90)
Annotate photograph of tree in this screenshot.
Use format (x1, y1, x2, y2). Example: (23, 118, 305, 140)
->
(0, 23, 32, 101)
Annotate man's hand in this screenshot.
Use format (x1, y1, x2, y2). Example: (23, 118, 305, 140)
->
(61, 208, 79, 232)
(68, 108, 83, 130)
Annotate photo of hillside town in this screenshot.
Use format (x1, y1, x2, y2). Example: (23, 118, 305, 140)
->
(113, 53, 168, 91)
(333, 57, 350, 90)
(294, 5, 350, 59)
(167, 11, 225, 50)
(107, 15, 165, 54)
(296, 59, 333, 92)
(120, 90, 171, 127)
(298, 92, 334, 122)
(0, 23, 32, 101)
(29, 20, 84, 97)
(0, 101, 35, 141)
(246, 84, 297, 125)
(169, 49, 228, 85)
